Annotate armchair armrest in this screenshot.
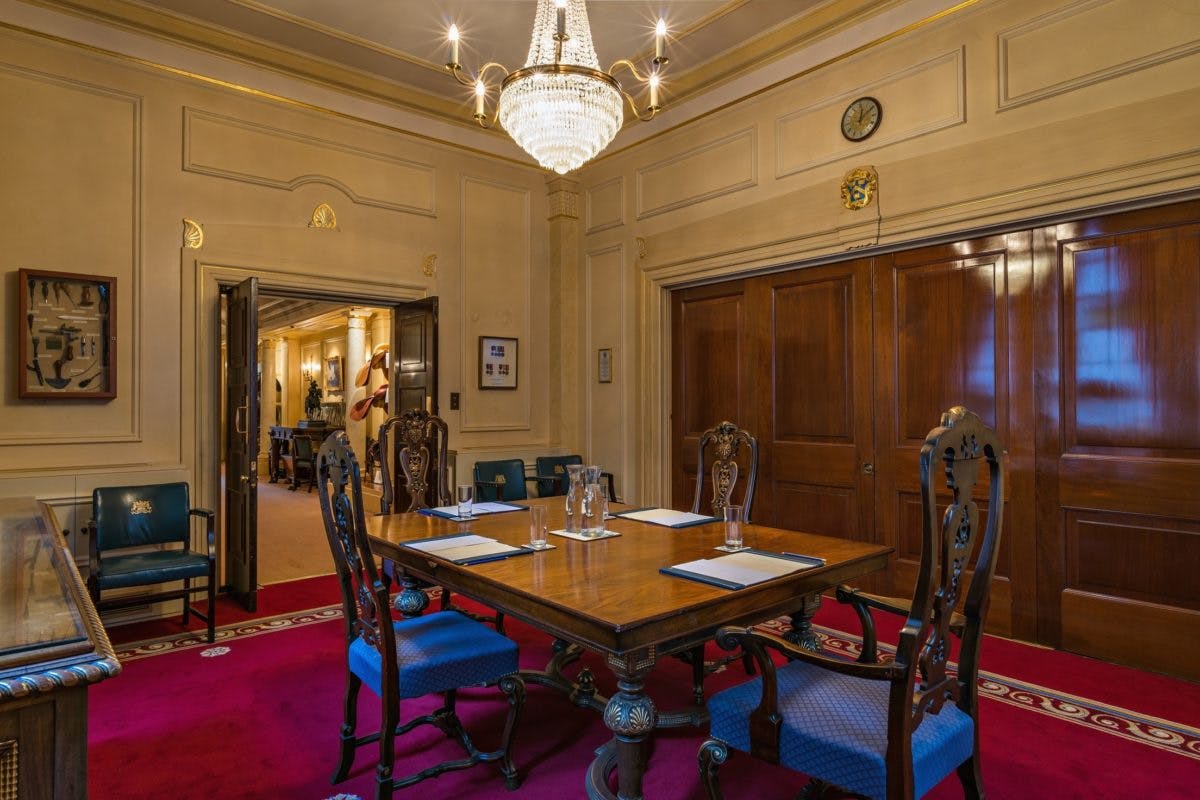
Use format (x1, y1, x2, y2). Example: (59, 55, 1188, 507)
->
(190, 507, 216, 559)
(713, 625, 903, 764)
(835, 585, 965, 663)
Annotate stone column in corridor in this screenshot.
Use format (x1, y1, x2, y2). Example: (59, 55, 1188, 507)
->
(345, 309, 371, 460)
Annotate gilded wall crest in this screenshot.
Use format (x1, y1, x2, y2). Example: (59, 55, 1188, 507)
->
(309, 203, 337, 229)
(840, 166, 878, 210)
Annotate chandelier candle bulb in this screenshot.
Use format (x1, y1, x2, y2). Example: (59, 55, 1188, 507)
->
(474, 80, 486, 119)
(555, 0, 566, 39)
(447, 24, 460, 67)
(649, 73, 660, 109)
(655, 19, 666, 61)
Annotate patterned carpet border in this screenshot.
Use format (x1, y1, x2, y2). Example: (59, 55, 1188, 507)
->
(117, 606, 1200, 762)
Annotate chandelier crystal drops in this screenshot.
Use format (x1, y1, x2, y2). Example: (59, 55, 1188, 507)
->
(445, 0, 668, 175)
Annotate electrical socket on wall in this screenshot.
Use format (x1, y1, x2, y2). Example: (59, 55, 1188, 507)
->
(450, 392, 460, 410)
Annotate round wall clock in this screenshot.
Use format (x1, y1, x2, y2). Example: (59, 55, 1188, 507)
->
(841, 96, 882, 142)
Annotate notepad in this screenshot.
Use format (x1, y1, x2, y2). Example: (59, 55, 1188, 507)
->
(422, 502, 527, 521)
(402, 533, 529, 565)
(660, 550, 821, 590)
(613, 508, 720, 528)
(549, 528, 621, 541)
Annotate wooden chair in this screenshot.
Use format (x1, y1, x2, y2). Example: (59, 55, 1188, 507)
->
(534, 454, 616, 500)
(698, 406, 1005, 800)
(683, 420, 760, 704)
(378, 409, 450, 514)
(379, 410, 504, 631)
(316, 431, 525, 800)
(473, 458, 547, 502)
(692, 420, 759, 522)
(86, 481, 216, 643)
(280, 432, 318, 492)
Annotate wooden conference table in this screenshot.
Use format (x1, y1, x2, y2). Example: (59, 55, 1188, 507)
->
(367, 497, 890, 800)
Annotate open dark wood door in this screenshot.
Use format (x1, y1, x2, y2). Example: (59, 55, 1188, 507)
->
(224, 277, 259, 611)
(392, 297, 438, 415)
(387, 297, 438, 507)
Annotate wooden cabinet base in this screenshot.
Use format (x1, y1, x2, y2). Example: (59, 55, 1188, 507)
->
(0, 688, 87, 800)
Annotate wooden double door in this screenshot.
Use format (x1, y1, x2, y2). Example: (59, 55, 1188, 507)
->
(672, 200, 1200, 678)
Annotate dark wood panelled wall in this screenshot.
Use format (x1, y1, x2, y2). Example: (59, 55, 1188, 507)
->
(671, 199, 1200, 680)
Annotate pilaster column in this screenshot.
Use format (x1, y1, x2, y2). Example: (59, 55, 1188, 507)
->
(345, 309, 371, 459)
(547, 176, 582, 451)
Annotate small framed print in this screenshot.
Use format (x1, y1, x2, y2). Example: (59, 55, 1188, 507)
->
(324, 355, 343, 392)
(479, 336, 517, 390)
(17, 268, 116, 399)
(597, 347, 613, 383)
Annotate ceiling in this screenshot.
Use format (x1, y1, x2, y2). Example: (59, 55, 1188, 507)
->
(45, 0, 904, 135)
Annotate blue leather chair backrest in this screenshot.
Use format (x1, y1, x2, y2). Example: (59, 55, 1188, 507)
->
(534, 455, 583, 495)
(473, 459, 529, 502)
(93, 482, 191, 550)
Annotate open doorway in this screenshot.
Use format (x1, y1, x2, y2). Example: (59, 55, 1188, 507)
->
(219, 285, 438, 607)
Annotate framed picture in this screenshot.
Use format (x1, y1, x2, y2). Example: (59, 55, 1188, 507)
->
(17, 268, 116, 399)
(597, 347, 613, 383)
(479, 335, 517, 390)
(324, 355, 343, 392)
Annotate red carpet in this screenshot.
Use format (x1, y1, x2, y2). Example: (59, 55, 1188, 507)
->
(91, 587, 1200, 799)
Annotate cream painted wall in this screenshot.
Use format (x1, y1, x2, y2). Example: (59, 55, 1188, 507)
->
(572, 0, 1200, 504)
(0, 24, 555, 575)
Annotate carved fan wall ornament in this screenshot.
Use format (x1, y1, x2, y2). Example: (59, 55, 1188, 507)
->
(309, 203, 337, 229)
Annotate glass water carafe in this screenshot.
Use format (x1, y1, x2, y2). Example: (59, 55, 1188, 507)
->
(581, 465, 605, 536)
(564, 464, 586, 533)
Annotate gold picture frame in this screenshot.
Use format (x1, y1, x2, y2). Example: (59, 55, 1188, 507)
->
(479, 336, 517, 390)
(17, 268, 116, 399)
(324, 355, 343, 392)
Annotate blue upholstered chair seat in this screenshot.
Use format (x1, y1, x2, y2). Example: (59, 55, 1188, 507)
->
(708, 659, 974, 800)
(95, 549, 212, 590)
(349, 610, 519, 699)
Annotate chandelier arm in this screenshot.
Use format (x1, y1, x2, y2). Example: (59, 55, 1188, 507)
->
(620, 89, 658, 123)
(446, 63, 475, 88)
(446, 62, 511, 89)
(477, 62, 511, 83)
(608, 58, 652, 84)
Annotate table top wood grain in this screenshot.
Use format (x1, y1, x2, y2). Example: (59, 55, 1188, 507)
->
(367, 497, 891, 657)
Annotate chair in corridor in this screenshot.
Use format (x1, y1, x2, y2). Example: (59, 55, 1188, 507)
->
(698, 406, 1005, 800)
(317, 430, 525, 800)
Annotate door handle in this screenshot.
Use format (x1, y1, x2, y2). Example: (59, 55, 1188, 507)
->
(234, 405, 247, 435)
(862, 462, 875, 475)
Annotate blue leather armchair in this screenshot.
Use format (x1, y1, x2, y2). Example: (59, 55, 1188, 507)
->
(87, 482, 217, 643)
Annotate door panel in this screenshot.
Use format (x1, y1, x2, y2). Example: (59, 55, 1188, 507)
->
(1041, 208, 1200, 679)
(224, 277, 259, 611)
(672, 281, 751, 513)
(389, 297, 438, 506)
(874, 234, 1033, 638)
(761, 261, 874, 542)
(392, 298, 437, 414)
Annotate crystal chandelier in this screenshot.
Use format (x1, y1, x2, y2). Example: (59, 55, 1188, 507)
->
(445, 0, 669, 175)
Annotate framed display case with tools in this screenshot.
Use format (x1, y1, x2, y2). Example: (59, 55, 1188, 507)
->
(17, 268, 116, 399)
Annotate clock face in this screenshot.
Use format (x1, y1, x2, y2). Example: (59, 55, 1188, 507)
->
(841, 96, 882, 142)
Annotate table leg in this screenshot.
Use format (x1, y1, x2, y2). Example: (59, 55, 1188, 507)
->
(394, 573, 431, 618)
(587, 649, 657, 800)
(784, 591, 823, 651)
